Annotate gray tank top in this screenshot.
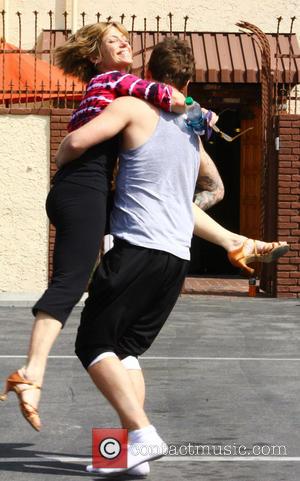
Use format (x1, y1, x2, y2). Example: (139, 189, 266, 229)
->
(110, 110, 200, 260)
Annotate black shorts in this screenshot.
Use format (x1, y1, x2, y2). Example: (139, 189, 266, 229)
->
(75, 238, 189, 369)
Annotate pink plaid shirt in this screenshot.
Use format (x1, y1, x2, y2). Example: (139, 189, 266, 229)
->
(68, 70, 173, 132)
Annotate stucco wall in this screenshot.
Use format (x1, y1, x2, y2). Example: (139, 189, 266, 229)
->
(71, 0, 300, 36)
(0, 0, 299, 47)
(0, 114, 50, 293)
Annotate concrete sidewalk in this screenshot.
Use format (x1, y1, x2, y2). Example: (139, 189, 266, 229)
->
(0, 296, 299, 481)
(0, 292, 88, 307)
(0, 274, 260, 306)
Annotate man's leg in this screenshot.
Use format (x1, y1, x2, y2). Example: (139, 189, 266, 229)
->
(89, 354, 149, 476)
(88, 356, 149, 430)
(121, 357, 150, 476)
(87, 355, 165, 475)
(122, 356, 145, 407)
(76, 245, 186, 475)
(128, 370, 145, 406)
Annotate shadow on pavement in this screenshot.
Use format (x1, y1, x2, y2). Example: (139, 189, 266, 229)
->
(0, 443, 147, 479)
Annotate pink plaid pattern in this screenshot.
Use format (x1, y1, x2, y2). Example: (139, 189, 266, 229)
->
(68, 70, 173, 132)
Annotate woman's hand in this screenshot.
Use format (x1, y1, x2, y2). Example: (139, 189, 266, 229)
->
(201, 107, 219, 127)
(170, 88, 186, 114)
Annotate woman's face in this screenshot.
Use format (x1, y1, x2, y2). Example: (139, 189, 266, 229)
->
(97, 26, 132, 71)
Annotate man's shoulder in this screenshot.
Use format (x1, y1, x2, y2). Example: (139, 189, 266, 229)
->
(111, 97, 159, 121)
(112, 96, 155, 108)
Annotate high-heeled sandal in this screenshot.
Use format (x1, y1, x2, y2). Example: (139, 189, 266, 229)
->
(0, 371, 41, 431)
(228, 239, 290, 276)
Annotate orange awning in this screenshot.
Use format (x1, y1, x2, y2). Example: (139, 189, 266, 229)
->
(0, 40, 84, 102)
(130, 32, 300, 84)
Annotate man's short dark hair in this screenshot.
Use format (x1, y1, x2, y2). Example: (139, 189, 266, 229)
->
(148, 37, 195, 90)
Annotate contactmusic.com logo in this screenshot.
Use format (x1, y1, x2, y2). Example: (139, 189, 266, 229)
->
(92, 428, 128, 468)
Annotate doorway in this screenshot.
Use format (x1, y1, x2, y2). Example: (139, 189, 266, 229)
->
(186, 84, 262, 277)
(189, 108, 241, 275)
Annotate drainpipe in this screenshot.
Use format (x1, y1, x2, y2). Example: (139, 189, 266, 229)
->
(71, 0, 78, 33)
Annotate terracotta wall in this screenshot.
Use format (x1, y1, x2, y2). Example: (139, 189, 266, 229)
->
(276, 114, 300, 298)
(49, 109, 72, 279)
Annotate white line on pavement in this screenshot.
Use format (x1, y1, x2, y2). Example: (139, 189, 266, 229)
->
(1, 456, 300, 463)
(160, 456, 300, 462)
(1, 355, 300, 361)
(24, 464, 86, 473)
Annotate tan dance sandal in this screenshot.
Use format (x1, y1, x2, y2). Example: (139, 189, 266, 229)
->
(0, 370, 41, 431)
(228, 239, 290, 276)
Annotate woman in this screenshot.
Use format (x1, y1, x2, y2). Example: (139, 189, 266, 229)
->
(0, 24, 288, 436)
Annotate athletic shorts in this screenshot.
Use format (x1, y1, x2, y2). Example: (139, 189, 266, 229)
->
(75, 238, 189, 369)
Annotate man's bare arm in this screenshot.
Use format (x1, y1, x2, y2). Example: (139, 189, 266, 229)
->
(194, 139, 224, 211)
(55, 97, 132, 168)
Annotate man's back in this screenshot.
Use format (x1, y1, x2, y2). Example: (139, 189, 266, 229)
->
(111, 97, 200, 260)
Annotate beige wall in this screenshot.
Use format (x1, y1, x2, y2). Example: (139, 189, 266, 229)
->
(0, 114, 50, 293)
(0, 0, 299, 48)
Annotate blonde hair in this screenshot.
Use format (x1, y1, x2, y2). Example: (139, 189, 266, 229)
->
(55, 22, 130, 83)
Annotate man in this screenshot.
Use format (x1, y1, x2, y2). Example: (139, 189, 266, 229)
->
(56, 37, 222, 476)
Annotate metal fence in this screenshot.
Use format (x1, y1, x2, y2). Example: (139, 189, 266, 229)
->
(0, 10, 299, 112)
(273, 16, 299, 115)
(0, 10, 189, 108)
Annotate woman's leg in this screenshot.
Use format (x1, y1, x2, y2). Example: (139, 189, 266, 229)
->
(5, 183, 107, 428)
(24, 314, 62, 388)
(193, 203, 243, 251)
(192, 203, 289, 275)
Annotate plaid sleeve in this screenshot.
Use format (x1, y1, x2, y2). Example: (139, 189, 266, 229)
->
(67, 71, 174, 131)
(111, 72, 173, 112)
(67, 72, 120, 132)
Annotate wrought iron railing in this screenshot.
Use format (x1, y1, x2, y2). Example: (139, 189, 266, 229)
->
(0, 10, 299, 112)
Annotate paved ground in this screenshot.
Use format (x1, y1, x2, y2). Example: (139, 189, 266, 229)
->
(0, 295, 299, 481)
(183, 276, 250, 296)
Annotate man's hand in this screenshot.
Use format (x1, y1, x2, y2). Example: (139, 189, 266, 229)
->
(55, 133, 86, 168)
(194, 139, 224, 211)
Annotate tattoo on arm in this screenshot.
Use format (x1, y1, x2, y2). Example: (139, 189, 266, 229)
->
(194, 142, 225, 210)
(194, 175, 224, 211)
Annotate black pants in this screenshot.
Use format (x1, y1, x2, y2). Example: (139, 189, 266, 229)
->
(33, 181, 108, 326)
(75, 239, 189, 369)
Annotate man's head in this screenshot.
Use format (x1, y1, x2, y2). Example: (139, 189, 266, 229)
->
(147, 37, 195, 91)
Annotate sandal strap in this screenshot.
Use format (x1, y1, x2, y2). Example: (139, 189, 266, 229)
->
(20, 400, 39, 415)
(14, 383, 41, 394)
(8, 372, 41, 391)
(253, 240, 281, 257)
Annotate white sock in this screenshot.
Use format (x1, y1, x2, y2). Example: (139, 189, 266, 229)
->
(86, 425, 166, 475)
(128, 424, 156, 443)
